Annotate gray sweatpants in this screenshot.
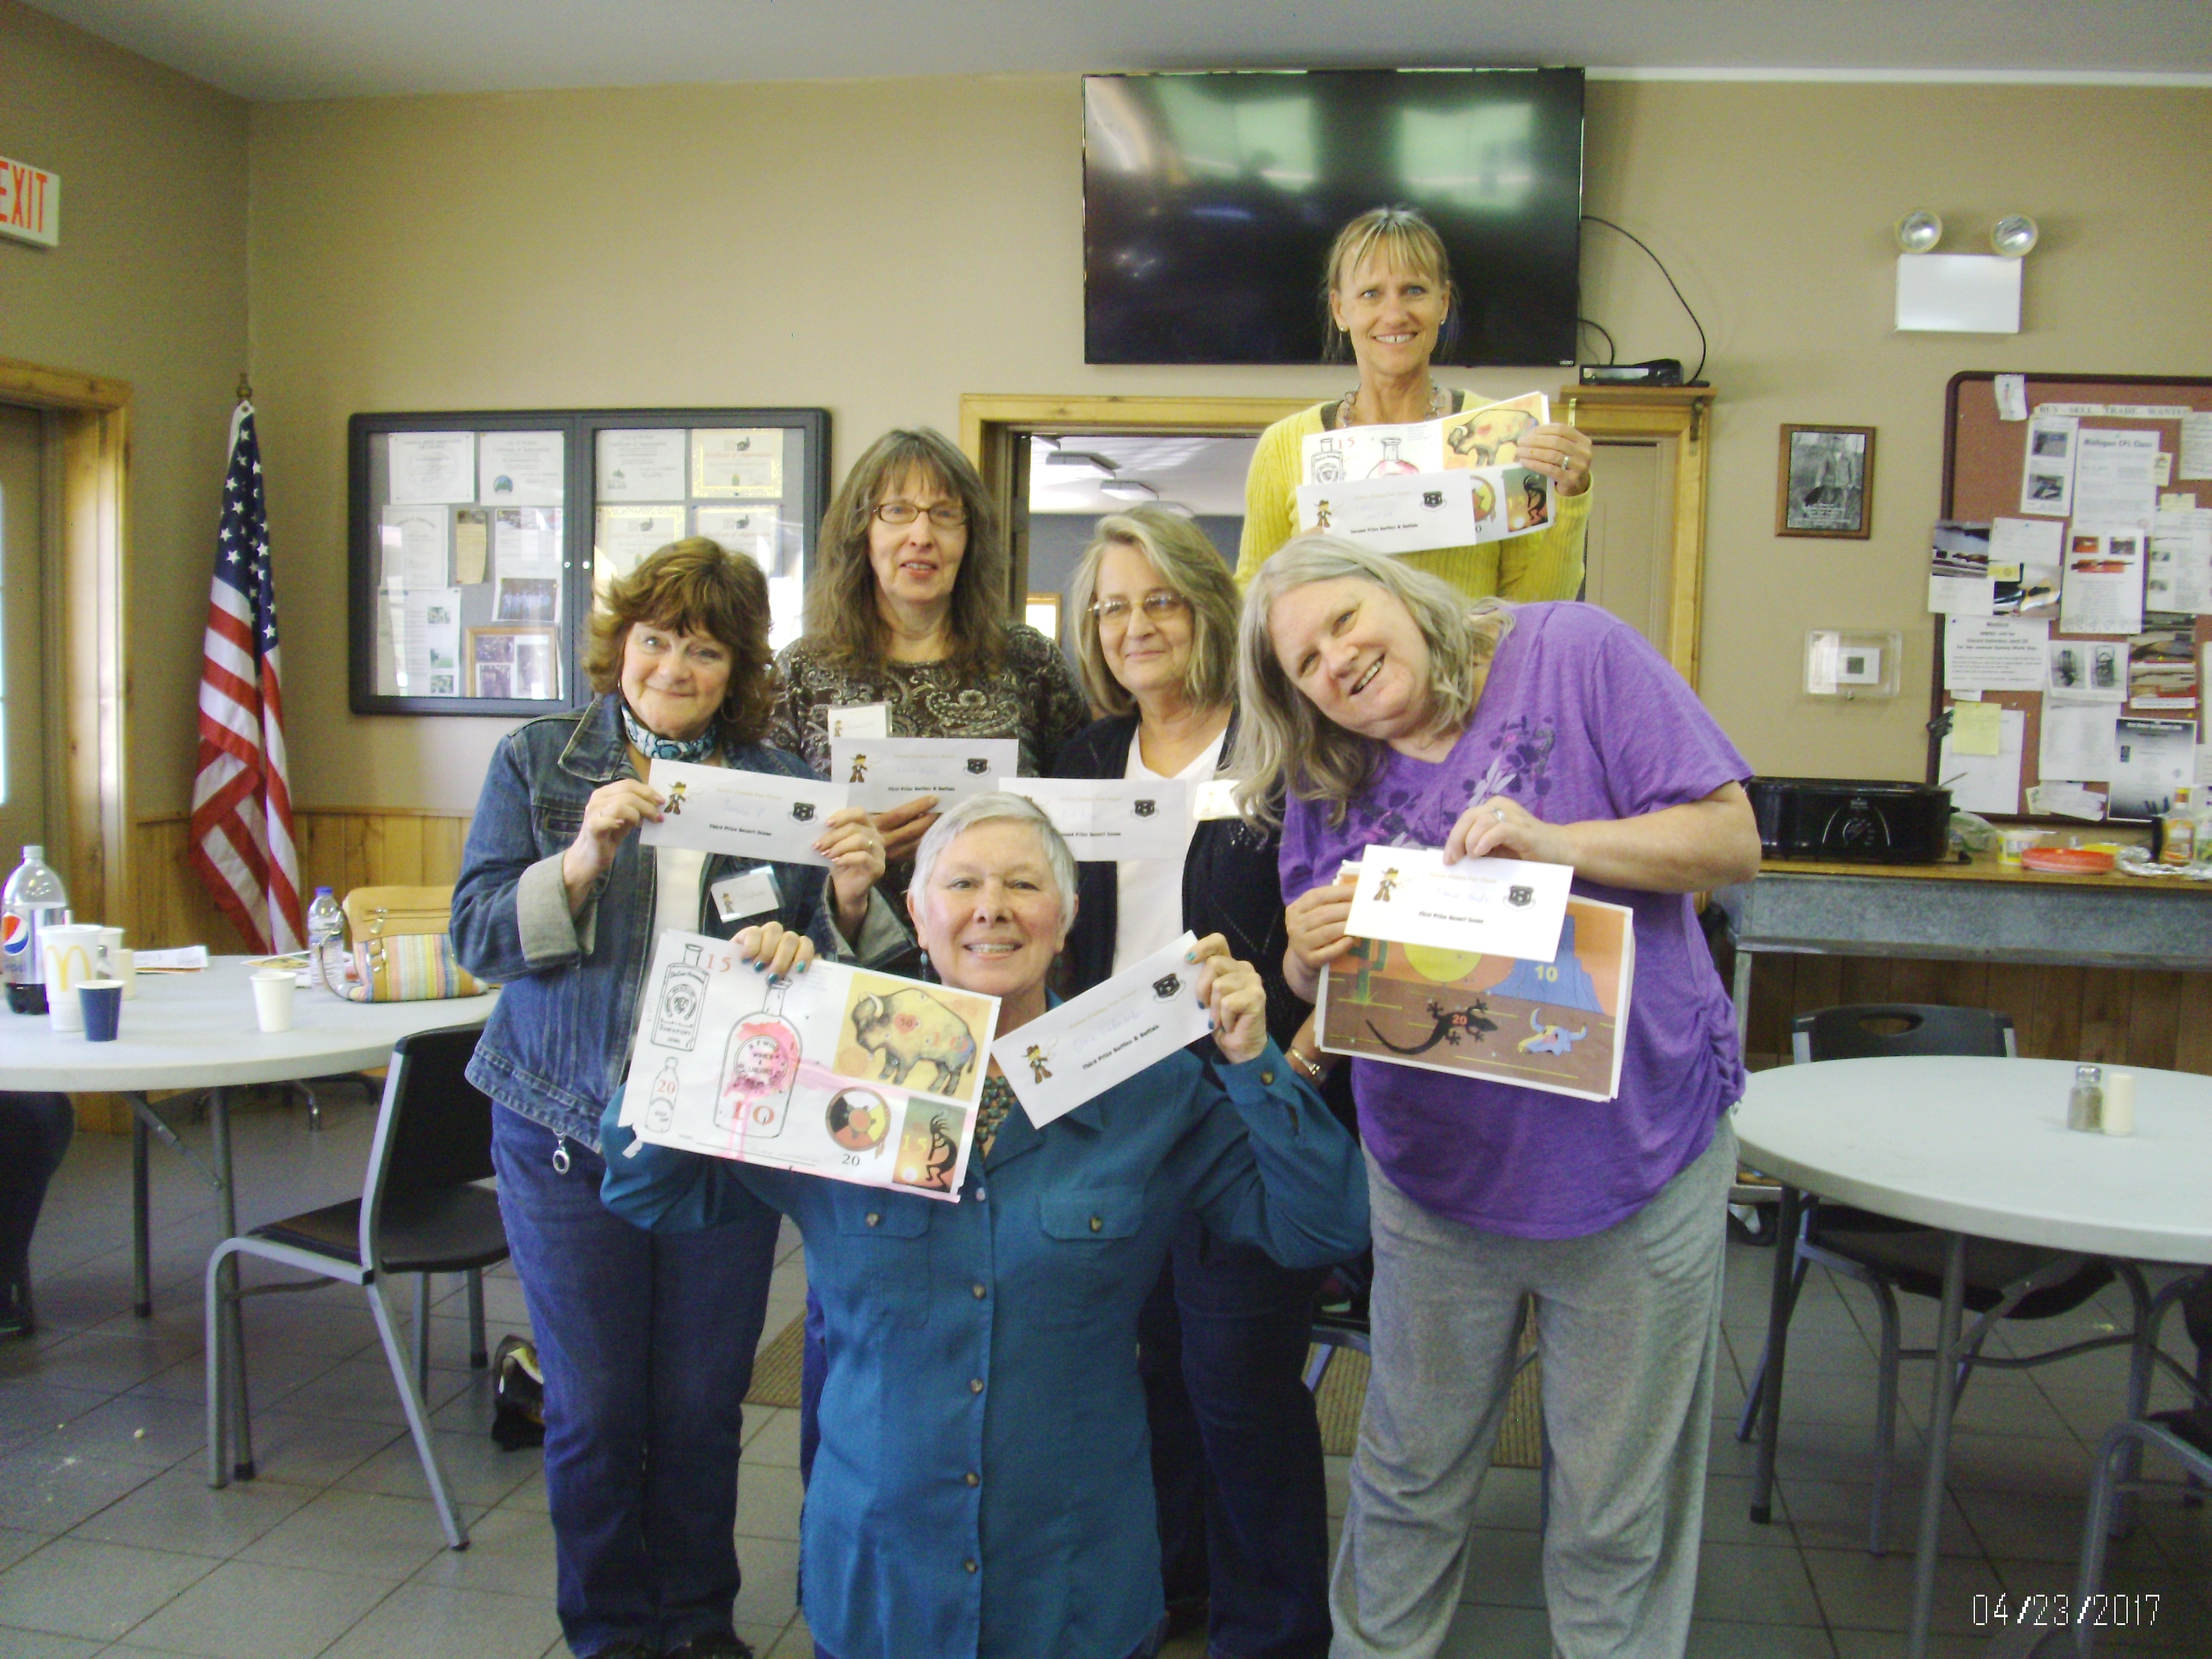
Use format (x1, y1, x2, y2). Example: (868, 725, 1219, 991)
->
(1329, 1119, 1734, 1659)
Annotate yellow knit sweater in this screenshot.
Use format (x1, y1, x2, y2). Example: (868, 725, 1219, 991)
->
(1236, 398, 1590, 601)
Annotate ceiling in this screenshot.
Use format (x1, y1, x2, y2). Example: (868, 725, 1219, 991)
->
(1028, 435, 1258, 520)
(24, 1, 2212, 102)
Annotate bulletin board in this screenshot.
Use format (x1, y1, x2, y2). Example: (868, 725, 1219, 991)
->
(1925, 372, 2212, 823)
(348, 407, 829, 716)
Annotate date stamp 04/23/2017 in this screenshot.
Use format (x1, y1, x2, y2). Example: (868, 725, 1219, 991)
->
(1974, 1591, 2160, 1635)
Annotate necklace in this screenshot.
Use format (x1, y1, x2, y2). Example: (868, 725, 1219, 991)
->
(1338, 378, 1450, 429)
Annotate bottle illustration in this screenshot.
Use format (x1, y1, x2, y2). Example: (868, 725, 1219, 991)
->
(715, 974, 803, 1140)
(645, 1056, 683, 1133)
(1369, 435, 1418, 477)
(3, 846, 72, 1016)
(652, 942, 712, 1052)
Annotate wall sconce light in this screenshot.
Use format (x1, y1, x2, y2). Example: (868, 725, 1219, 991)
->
(1894, 209, 2033, 335)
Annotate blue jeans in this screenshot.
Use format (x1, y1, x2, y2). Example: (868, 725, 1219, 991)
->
(1138, 1215, 1333, 1659)
(492, 1105, 782, 1658)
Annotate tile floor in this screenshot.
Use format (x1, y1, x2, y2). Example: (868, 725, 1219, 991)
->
(0, 1093, 2205, 1658)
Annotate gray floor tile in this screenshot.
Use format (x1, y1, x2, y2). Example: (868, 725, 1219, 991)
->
(0, 1444, 163, 1535)
(210, 1410, 402, 1489)
(731, 1537, 800, 1630)
(1470, 1466, 1544, 1532)
(1692, 1538, 1826, 1626)
(1777, 1478, 1982, 1558)
(38, 1393, 210, 1470)
(407, 1507, 558, 1600)
(237, 1487, 461, 1581)
(1456, 1526, 1546, 1609)
(67, 1466, 313, 1559)
(118, 1558, 395, 1659)
(257, 1356, 471, 1429)
(1800, 1547, 2011, 1637)
(0, 1627, 109, 1657)
(315, 1583, 558, 1659)
(1686, 1618, 1838, 1657)
(1703, 1473, 1797, 1547)
(491, 1470, 549, 1516)
(764, 1623, 815, 1659)
(0, 1537, 212, 1640)
(1437, 1601, 1551, 1658)
(0, 1526, 56, 1570)
(1994, 1558, 2212, 1652)
(17, 1331, 203, 1396)
(0, 1384, 118, 1440)
(742, 1407, 800, 1471)
(735, 1463, 804, 1543)
(333, 1426, 540, 1509)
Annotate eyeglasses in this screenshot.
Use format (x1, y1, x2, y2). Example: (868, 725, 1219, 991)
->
(1089, 592, 1190, 627)
(872, 500, 968, 529)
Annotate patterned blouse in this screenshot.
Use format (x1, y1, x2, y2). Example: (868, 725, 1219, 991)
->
(769, 623, 1092, 782)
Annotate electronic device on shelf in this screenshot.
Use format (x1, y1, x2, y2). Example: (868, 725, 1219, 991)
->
(1747, 778, 1953, 865)
(1579, 360, 1685, 386)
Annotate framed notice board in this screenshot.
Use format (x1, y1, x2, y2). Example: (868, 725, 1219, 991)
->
(1926, 372, 2212, 823)
(349, 407, 830, 716)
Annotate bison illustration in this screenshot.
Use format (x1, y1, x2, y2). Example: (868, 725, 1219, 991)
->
(849, 987, 978, 1093)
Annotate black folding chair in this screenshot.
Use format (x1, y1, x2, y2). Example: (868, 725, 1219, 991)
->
(204, 1025, 506, 1549)
(1738, 1004, 2150, 1557)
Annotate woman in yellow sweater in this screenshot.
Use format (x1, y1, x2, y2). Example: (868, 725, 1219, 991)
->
(1238, 206, 1595, 600)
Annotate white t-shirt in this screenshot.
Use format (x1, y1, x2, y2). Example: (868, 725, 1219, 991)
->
(1111, 730, 1225, 977)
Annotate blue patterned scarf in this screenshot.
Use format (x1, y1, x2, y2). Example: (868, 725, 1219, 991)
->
(620, 702, 719, 763)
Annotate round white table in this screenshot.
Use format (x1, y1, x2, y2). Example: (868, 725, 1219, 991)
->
(0, 957, 495, 1314)
(1733, 1056, 2212, 1659)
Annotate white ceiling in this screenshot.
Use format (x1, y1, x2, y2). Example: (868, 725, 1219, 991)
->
(1028, 435, 1259, 519)
(24, 0, 2212, 102)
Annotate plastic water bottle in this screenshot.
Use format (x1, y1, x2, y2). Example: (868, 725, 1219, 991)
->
(306, 886, 345, 991)
(2, 846, 72, 1016)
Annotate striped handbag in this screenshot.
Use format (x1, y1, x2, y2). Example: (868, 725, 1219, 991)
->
(315, 885, 492, 1002)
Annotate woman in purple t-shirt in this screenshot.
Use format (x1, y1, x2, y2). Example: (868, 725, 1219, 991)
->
(1230, 536, 1761, 1659)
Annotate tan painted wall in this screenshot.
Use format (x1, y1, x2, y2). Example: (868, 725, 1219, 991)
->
(0, 0, 250, 834)
(241, 75, 2212, 810)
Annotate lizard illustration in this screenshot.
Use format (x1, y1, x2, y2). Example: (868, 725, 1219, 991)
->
(1365, 997, 1497, 1056)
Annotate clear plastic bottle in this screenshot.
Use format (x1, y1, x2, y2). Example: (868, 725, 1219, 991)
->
(2, 846, 72, 1016)
(304, 886, 346, 993)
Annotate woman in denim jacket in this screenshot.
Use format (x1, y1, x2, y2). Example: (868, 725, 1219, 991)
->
(453, 539, 908, 1659)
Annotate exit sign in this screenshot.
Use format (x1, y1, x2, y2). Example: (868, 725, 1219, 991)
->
(0, 156, 59, 248)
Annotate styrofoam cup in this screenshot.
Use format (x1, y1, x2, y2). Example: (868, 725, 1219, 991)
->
(250, 968, 295, 1034)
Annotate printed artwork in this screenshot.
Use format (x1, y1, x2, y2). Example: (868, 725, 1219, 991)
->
(1316, 897, 1635, 1102)
(621, 932, 997, 1201)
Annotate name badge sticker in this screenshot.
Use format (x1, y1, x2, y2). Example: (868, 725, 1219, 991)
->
(827, 702, 890, 740)
(711, 866, 781, 923)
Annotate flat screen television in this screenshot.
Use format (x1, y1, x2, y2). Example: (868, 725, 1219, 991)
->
(1084, 68, 1584, 367)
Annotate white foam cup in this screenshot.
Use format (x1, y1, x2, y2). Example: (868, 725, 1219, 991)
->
(250, 968, 296, 1034)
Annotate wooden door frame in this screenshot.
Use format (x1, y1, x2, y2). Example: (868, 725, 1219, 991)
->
(0, 357, 132, 930)
(961, 385, 1716, 686)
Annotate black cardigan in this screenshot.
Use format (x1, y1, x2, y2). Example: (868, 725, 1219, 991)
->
(1052, 711, 1306, 1050)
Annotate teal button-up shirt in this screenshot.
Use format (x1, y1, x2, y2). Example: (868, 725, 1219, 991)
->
(600, 1039, 1367, 1659)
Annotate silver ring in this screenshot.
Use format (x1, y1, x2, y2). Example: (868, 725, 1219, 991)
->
(1492, 805, 1506, 825)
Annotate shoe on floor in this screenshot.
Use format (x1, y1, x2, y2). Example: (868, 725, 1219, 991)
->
(663, 1636, 755, 1659)
(586, 1645, 659, 1659)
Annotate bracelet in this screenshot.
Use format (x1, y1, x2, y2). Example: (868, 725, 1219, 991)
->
(1285, 1044, 1327, 1083)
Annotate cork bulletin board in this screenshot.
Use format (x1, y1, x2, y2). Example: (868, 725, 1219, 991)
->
(1927, 372, 2212, 823)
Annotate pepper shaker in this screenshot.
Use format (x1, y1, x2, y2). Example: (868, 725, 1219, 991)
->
(2066, 1063, 2103, 1133)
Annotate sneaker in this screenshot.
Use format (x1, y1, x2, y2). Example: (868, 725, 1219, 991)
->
(663, 1637, 755, 1659)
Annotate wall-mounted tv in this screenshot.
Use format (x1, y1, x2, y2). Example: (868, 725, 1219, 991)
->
(1084, 68, 1584, 368)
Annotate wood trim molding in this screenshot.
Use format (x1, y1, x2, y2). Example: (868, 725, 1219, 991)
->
(0, 357, 132, 928)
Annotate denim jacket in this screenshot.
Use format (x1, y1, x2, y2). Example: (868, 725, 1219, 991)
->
(452, 694, 911, 1148)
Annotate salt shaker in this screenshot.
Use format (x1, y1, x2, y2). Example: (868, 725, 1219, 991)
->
(2066, 1063, 2103, 1133)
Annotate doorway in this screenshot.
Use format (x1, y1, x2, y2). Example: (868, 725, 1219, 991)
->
(0, 404, 48, 874)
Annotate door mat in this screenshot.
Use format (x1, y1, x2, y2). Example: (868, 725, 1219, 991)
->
(748, 1312, 1542, 1469)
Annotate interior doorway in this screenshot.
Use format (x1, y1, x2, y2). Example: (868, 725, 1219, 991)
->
(0, 404, 49, 874)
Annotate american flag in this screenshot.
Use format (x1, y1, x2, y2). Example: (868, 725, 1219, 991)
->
(188, 401, 303, 953)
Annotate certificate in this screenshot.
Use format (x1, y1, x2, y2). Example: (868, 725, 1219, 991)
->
(987, 933, 1211, 1129)
(1344, 847, 1572, 965)
(1298, 391, 1547, 483)
(694, 505, 780, 569)
(621, 932, 997, 1204)
(478, 431, 565, 506)
(830, 737, 1018, 811)
(1296, 464, 1553, 555)
(597, 429, 688, 501)
(386, 432, 476, 505)
(691, 428, 784, 498)
(493, 506, 561, 577)
(379, 505, 449, 589)
(595, 506, 686, 581)
(637, 759, 849, 866)
(997, 777, 1195, 860)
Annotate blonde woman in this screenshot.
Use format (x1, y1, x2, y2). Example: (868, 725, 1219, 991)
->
(1054, 506, 1347, 1658)
(1237, 206, 1594, 602)
(1233, 536, 1760, 1659)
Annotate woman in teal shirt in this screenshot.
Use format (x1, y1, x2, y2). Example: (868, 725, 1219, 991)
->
(600, 793, 1367, 1659)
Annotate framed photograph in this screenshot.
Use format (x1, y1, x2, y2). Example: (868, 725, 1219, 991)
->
(468, 625, 559, 700)
(1776, 424, 1875, 538)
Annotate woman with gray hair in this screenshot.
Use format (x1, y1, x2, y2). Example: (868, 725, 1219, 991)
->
(600, 791, 1368, 1659)
(1233, 537, 1761, 1659)
(1055, 506, 1344, 1658)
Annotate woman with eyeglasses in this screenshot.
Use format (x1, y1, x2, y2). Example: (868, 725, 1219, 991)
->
(771, 427, 1090, 890)
(770, 427, 1091, 1484)
(1053, 506, 1349, 1659)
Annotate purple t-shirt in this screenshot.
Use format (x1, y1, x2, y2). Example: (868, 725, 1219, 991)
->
(1280, 602, 1751, 1239)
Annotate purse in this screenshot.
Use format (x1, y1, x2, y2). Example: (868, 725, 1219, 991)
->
(315, 885, 492, 1002)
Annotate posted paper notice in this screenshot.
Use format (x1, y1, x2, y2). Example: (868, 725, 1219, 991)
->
(830, 737, 1017, 812)
(637, 759, 848, 866)
(1344, 848, 1572, 964)
(988, 933, 1212, 1129)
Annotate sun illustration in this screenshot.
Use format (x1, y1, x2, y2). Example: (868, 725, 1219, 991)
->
(1403, 944, 1484, 983)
